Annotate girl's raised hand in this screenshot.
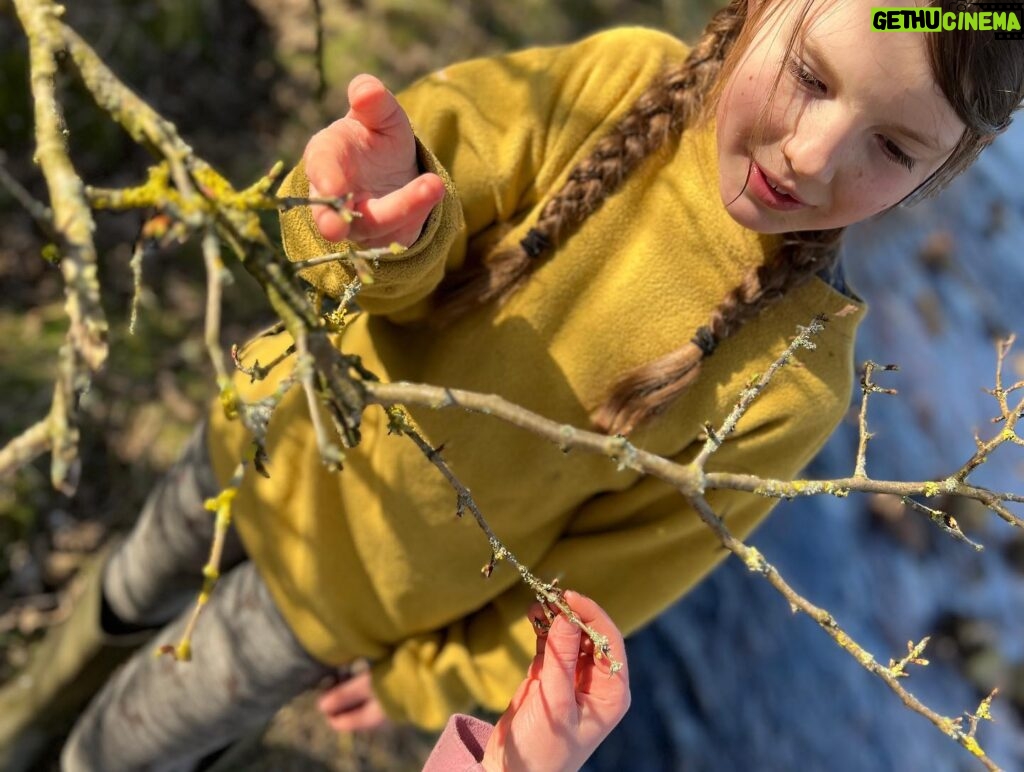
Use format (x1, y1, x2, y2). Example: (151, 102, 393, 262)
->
(303, 74, 446, 247)
(481, 591, 631, 772)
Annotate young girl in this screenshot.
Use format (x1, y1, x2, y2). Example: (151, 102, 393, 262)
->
(2, 1, 1021, 769)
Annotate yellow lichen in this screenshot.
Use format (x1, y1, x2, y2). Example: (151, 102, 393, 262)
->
(204, 486, 237, 515)
(218, 377, 239, 420)
(962, 736, 983, 757)
(741, 546, 766, 572)
(175, 640, 192, 662)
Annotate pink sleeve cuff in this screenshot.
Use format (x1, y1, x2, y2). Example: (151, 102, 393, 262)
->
(422, 713, 495, 771)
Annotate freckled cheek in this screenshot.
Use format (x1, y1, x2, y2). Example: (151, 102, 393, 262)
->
(834, 179, 887, 218)
(868, 185, 903, 214)
(849, 171, 892, 212)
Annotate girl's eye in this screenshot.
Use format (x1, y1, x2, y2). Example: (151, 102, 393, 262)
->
(878, 136, 916, 172)
(786, 57, 826, 94)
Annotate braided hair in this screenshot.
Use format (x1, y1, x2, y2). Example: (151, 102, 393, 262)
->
(430, 4, 748, 329)
(427, 0, 1022, 437)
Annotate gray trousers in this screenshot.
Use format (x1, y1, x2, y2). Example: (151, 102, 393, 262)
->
(62, 424, 335, 772)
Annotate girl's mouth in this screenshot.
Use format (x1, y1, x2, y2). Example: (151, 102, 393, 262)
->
(747, 162, 807, 211)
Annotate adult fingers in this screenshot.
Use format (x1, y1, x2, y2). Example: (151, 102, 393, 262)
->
(503, 671, 534, 716)
(521, 603, 552, 684)
(539, 613, 582, 714)
(563, 591, 628, 683)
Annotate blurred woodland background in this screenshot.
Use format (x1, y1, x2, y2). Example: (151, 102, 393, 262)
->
(1, 1, 1023, 770)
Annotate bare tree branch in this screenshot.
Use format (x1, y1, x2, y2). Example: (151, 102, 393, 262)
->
(0, 419, 51, 480)
(854, 361, 899, 479)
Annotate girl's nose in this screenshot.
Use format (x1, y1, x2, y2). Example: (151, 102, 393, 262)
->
(781, 110, 849, 186)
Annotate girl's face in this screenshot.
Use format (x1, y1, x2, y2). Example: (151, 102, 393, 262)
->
(716, 0, 967, 234)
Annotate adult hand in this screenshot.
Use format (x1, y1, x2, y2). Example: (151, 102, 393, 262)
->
(303, 73, 446, 247)
(317, 668, 389, 733)
(481, 591, 631, 772)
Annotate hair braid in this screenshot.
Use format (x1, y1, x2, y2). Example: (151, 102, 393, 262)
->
(589, 230, 843, 436)
(429, 3, 749, 328)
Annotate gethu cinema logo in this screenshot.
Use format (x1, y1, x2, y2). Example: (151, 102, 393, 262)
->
(872, 5, 1023, 35)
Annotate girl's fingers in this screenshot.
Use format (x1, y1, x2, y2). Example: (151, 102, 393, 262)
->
(317, 670, 373, 716)
(308, 179, 354, 243)
(324, 695, 389, 733)
(305, 141, 356, 242)
(306, 172, 443, 246)
(347, 74, 406, 133)
(301, 75, 425, 244)
(348, 173, 446, 247)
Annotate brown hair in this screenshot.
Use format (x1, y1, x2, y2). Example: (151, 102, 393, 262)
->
(427, 0, 1024, 437)
(911, 1, 1024, 202)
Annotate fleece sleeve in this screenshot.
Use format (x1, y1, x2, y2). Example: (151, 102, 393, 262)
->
(369, 388, 846, 729)
(421, 714, 493, 771)
(276, 27, 689, 323)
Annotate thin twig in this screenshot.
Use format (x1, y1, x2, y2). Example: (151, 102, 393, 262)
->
(902, 497, 984, 551)
(201, 228, 231, 385)
(311, 0, 326, 103)
(295, 329, 344, 470)
(712, 472, 1024, 529)
(161, 463, 245, 662)
(275, 194, 355, 213)
(0, 419, 52, 480)
(955, 336, 1024, 481)
(365, 380, 1023, 530)
(231, 341, 296, 383)
(855, 361, 899, 479)
(385, 407, 619, 672)
(685, 494, 999, 770)
(289, 243, 403, 273)
(128, 240, 145, 334)
(694, 316, 826, 468)
(0, 148, 58, 240)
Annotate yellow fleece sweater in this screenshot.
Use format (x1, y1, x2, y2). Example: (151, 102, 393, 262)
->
(207, 27, 867, 729)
